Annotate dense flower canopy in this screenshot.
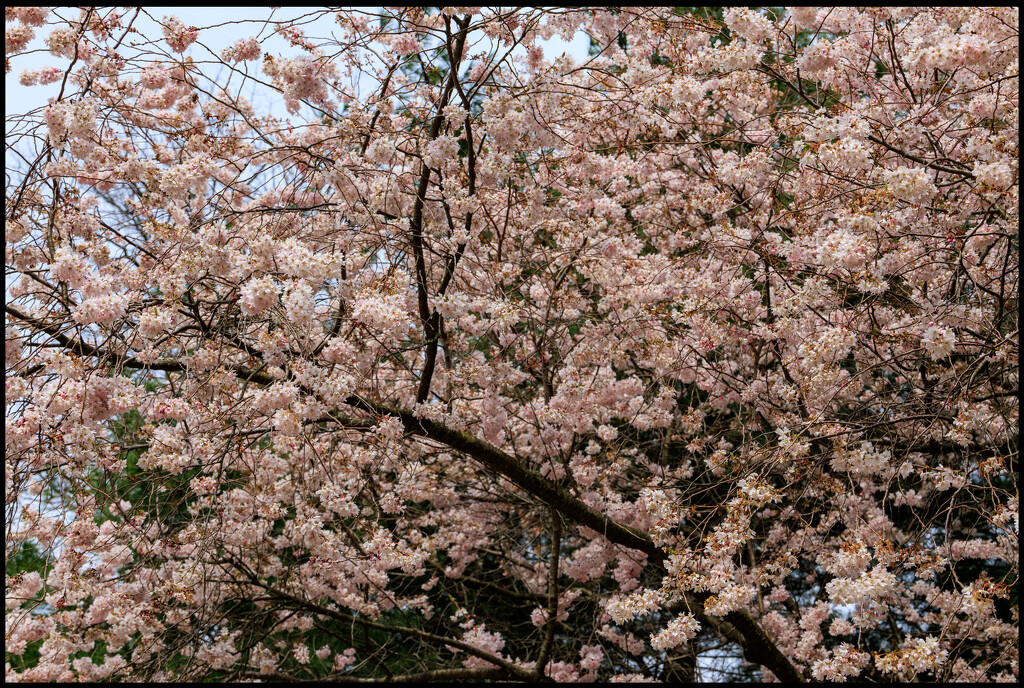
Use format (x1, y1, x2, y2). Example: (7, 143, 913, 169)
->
(5, 6, 1018, 683)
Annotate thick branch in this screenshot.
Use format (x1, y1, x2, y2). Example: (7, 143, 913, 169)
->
(344, 395, 661, 564)
(343, 395, 804, 682)
(7, 302, 802, 681)
(6, 304, 275, 385)
(413, 16, 470, 404)
(866, 134, 975, 178)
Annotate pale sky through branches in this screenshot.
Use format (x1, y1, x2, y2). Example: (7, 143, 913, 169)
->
(5, 7, 590, 294)
(5, 7, 592, 120)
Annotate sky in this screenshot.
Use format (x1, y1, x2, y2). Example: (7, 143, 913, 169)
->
(5, 7, 593, 121)
(4, 7, 592, 294)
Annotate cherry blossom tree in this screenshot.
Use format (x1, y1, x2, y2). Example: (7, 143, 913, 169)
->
(6, 6, 1018, 682)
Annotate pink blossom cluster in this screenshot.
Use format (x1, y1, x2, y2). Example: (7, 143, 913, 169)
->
(819, 544, 872, 579)
(282, 280, 315, 327)
(703, 583, 756, 617)
(18, 66, 64, 86)
(51, 246, 91, 289)
(598, 625, 645, 657)
(43, 99, 98, 143)
(920, 322, 956, 361)
(457, 622, 506, 669)
(5, 23, 35, 54)
(45, 25, 93, 59)
(137, 307, 175, 340)
(221, 36, 261, 63)
(883, 167, 938, 205)
(138, 64, 170, 90)
(605, 588, 661, 623)
(389, 33, 422, 56)
(159, 153, 216, 199)
(253, 382, 298, 414)
(239, 275, 280, 316)
(72, 293, 129, 326)
(423, 134, 460, 169)
(649, 613, 700, 650)
(826, 566, 897, 606)
(333, 648, 357, 670)
(8, 6, 49, 26)
(972, 160, 1015, 189)
(724, 8, 772, 43)
(830, 440, 892, 477)
(352, 292, 411, 339)
(875, 636, 948, 680)
(577, 644, 603, 680)
(150, 398, 191, 421)
(262, 55, 337, 114)
(811, 643, 871, 682)
(162, 16, 199, 53)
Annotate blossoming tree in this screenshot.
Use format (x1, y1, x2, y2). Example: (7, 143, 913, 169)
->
(6, 6, 1018, 682)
